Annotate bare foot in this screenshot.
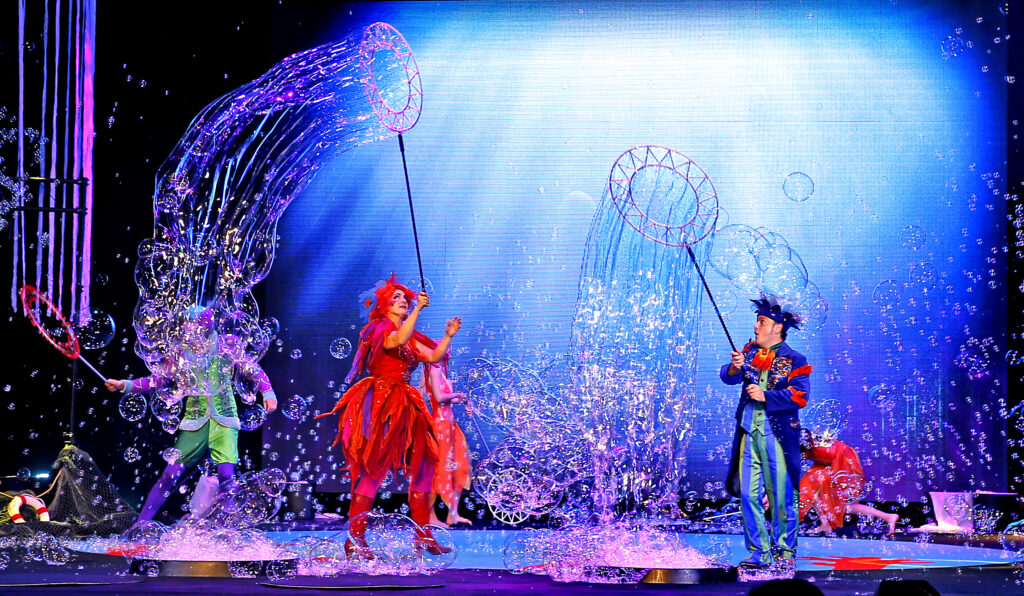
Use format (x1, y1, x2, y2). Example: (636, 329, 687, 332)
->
(886, 513, 899, 536)
(448, 513, 474, 526)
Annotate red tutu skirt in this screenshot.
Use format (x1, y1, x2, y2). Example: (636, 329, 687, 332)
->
(319, 374, 438, 485)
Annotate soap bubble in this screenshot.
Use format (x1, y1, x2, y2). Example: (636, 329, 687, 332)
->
(266, 559, 298, 581)
(119, 393, 148, 421)
(329, 337, 353, 360)
(239, 403, 267, 430)
(908, 262, 937, 288)
(74, 308, 116, 350)
(282, 394, 311, 420)
(872, 280, 903, 309)
(867, 384, 898, 412)
(803, 399, 847, 440)
(900, 225, 926, 250)
(290, 349, 302, 360)
(124, 447, 141, 462)
(831, 470, 864, 504)
(162, 416, 181, 434)
(151, 395, 183, 422)
(782, 172, 814, 202)
(941, 35, 965, 57)
(162, 447, 182, 463)
(233, 367, 260, 405)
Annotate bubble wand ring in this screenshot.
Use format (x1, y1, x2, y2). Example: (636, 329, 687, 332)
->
(19, 285, 107, 382)
(606, 146, 739, 343)
(358, 22, 423, 134)
(607, 145, 718, 249)
(607, 146, 755, 387)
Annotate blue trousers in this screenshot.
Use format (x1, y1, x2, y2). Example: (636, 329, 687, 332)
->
(739, 431, 799, 563)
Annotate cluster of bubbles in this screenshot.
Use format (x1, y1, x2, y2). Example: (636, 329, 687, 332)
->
(472, 430, 591, 525)
(281, 512, 455, 577)
(329, 337, 353, 360)
(502, 524, 719, 583)
(130, 22, 419, 428)
(707, 224, 828, 330)
(456, 356, 592, 524)
(97, 519, 288, 562)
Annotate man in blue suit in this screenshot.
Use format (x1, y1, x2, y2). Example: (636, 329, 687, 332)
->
(721, 294, 812, 570)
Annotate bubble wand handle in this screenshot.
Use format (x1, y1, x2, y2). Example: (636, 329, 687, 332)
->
(684, 246, 754, 385)
(685, 245, 736, 352)
(76, 354, 107, 383)
(398, 134, 426, 291)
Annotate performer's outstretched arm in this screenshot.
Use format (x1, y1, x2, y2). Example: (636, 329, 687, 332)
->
(104, 373, 167, 394)
(239, 361, 279, 413)
(418, 317, 462, 363)
(385, 292, 429, 349)
(426, 363, 466, 404)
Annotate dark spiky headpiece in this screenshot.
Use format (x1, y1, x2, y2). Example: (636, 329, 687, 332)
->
(751, 293, 802, 333)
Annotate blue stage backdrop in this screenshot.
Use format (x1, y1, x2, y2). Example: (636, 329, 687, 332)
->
(261, 1, 1007, 503)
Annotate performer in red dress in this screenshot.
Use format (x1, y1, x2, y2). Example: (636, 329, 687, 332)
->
(419, 362, 473, 526)
(318, 275, 461, 556)
(799, 434, 898, 535)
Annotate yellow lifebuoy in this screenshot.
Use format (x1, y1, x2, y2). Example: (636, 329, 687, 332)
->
(7, 493, 49, 523)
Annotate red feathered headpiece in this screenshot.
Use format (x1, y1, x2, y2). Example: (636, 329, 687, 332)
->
(364, 273, 417, 323)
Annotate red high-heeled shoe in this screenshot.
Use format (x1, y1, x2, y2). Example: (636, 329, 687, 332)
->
(413, 529, 452, 555)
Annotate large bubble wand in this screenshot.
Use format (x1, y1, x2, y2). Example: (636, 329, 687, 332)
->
(19, 284, 107, 383)
(605, 147, 743, 356)
(603, 149, 757, 390)
(362, 28, 490, 448)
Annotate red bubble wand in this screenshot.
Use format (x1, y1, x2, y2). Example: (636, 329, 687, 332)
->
(19, 285, 108, 383)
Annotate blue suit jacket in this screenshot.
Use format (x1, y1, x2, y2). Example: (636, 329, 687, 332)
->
(721, 341, 811, 497)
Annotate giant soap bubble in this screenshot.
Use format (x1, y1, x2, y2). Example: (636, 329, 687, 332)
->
(708, 223, 828, 330)
(131, 23, 422, 400)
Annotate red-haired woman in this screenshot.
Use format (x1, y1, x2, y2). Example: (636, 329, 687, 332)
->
(318, 276, 461, 557)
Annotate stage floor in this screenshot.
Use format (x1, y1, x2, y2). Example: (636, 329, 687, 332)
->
(265, 529, 1024, 571)
(1, 530, 1021, 595)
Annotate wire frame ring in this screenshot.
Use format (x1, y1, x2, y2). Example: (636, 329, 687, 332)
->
(358, 22, 423, 133)
(607, 145, 718, 247)
(19, 285, 81, 359)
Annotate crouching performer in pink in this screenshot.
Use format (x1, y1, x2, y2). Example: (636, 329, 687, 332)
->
(106, 305, 278, 524)
(420, 362, 473, 526)
(317, 275, 462, 558)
